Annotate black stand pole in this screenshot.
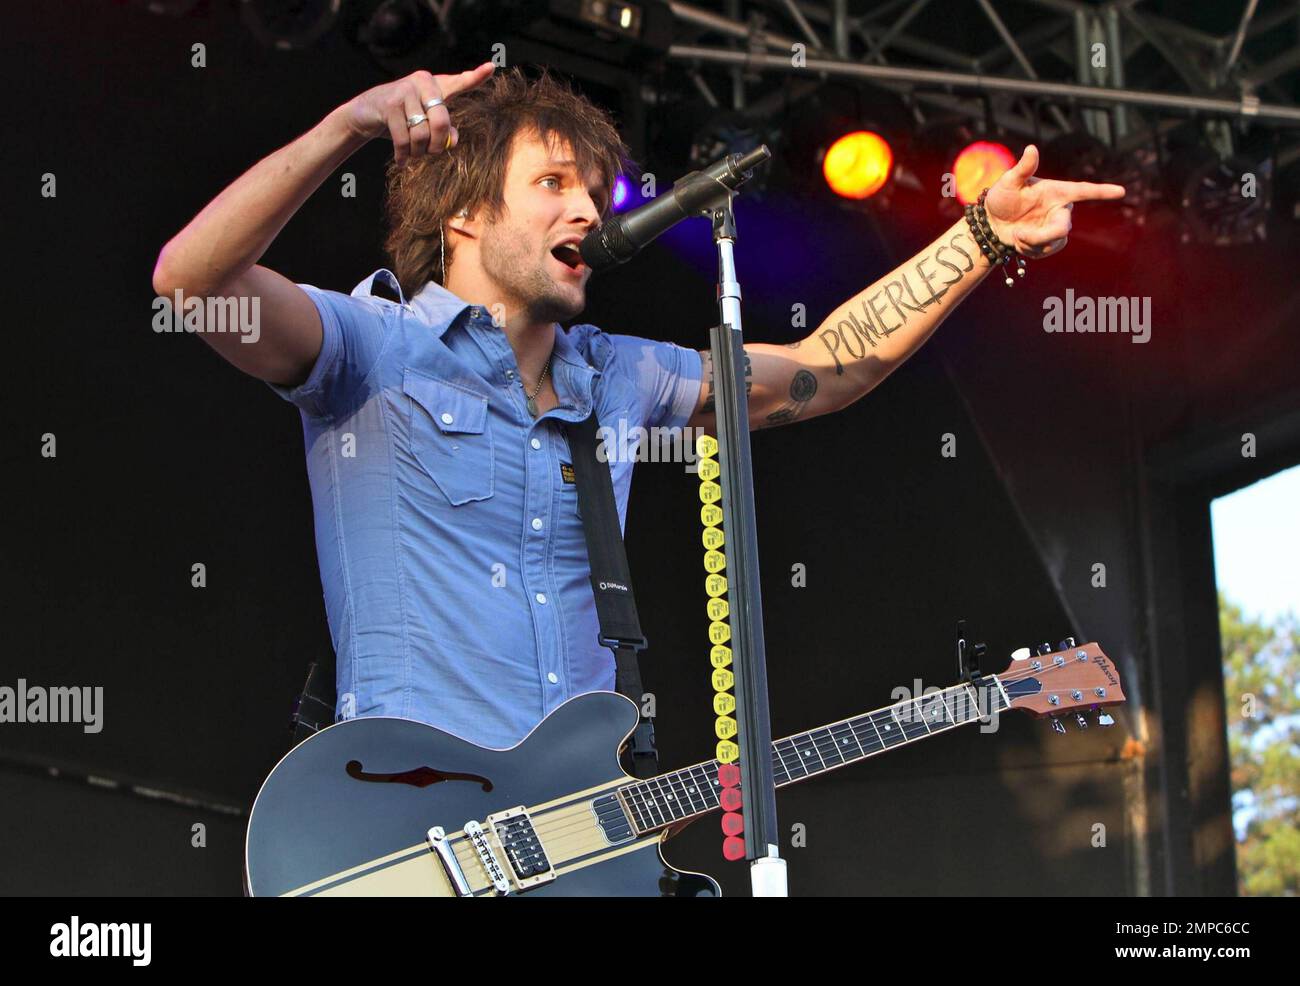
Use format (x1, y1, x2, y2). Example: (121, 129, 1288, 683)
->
(702, 149, 786, 895)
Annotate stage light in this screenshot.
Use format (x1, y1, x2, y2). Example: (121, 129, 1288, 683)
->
(611, 175, 631, 211)
(571, 0, 645, 39)
(1169, 150, 1273, 246)
(821, 131, 893, 201)
(951, 141, 1016, 205)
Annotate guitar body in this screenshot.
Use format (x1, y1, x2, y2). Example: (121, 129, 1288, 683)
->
(245, 691, 720, 897)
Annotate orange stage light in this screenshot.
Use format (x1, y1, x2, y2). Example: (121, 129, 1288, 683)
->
(823, 131, 894, 200)
(952, 141, 1016, 204)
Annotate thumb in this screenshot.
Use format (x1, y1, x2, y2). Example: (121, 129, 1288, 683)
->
(1006, 143, 1039, 185)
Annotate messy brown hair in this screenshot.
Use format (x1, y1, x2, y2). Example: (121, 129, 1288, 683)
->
(383, 64, 634, 299)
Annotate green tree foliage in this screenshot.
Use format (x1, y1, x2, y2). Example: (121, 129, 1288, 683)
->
(1219, 592, 1300, 896)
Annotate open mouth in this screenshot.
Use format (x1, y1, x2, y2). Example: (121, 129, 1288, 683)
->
(550, 242, 586, 276)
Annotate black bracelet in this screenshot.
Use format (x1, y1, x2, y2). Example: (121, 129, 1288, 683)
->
(964, 187, 1027, 287)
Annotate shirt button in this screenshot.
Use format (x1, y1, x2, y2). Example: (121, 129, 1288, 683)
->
(440, 412, 454, 425)
(530, 438, 541, 450)
(506, 370, 515, 380)
(547, 673, 558, 684)
(531, 517, 543, 531)
(535, 593, 547, 605)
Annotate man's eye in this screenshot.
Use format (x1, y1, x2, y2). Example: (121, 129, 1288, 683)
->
(541, 177, 561, 189)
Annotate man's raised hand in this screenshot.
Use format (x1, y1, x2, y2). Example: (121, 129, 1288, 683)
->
(342, 62, 495, 167)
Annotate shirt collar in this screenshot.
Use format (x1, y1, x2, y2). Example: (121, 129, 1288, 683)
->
(399, 274, 603, 419)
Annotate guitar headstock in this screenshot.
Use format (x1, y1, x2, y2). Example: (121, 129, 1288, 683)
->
(994, 640, 1125, 728)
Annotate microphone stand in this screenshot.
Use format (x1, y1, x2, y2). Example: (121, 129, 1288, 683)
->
(698, 148, 787, 897)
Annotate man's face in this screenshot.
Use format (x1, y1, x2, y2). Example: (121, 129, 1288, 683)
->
(476, 130, 607, 326)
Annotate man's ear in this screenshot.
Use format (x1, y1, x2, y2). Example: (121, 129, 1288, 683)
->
(449, 207, 473, 238)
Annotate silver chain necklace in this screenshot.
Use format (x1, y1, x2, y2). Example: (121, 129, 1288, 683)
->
(523, 356, 552, 418)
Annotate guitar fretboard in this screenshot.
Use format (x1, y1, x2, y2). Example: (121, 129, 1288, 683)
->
(618, 679, 1011, 832)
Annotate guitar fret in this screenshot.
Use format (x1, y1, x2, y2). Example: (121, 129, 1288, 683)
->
(700, 765, 723, 806)
(827, 721, 865, 762)
(775, 738, 808, 778)
(859, 711, 888, 748)
(788, 733, 824, 774)
(892, 700, 931, 741)
(808, 726, 848, 766)
(621, 677, 1018, 833)
(770, 745, 794, 784)
(650, 775, 681, 822)
(675, 768, 706, 815)
(623, 784, 652, 831)
(664, 770, 697, 819)
(847, 716, 885, 756)
(690, 765, 719, 809)
(911, 697, 934, 735)
(870, 707, 908, 746)
(638, 780, 668, 827)
(933, 689, 959, 728)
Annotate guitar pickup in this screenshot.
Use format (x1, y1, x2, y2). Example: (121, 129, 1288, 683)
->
(485, 805, 555, 890)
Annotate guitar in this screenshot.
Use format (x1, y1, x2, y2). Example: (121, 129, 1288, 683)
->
(245, 640, 1124, 896)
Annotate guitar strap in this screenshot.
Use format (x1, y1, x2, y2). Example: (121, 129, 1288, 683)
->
(563, 411, 660, 780)
(291, 410, 660, 781)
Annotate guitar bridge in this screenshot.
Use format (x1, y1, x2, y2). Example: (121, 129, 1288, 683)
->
(485, 806, 555, 890)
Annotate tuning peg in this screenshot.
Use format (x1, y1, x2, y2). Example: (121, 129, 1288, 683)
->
(1075, 713, 1088, 729)
(1097, 713, 1115, 727)
(1049, 717, 1066, 734)
(1010, 647, 1031, 661)
(1057, 637, 1076, 651)
(1036, 642, 1053, 656)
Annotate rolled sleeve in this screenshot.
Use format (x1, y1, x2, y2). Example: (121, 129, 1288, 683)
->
(609, 335, 703, 433)
(265, 283, 392, 419)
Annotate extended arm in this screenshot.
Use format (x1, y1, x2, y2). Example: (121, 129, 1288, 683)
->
(686, 145, 1125, 434)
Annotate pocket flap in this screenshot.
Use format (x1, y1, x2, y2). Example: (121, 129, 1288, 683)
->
(402, 370, 488, 434)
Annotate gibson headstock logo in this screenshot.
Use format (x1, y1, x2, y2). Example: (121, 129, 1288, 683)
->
(1092, 655, 1118, 687)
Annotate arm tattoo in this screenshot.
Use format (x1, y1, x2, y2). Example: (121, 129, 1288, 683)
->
(700, 349, 752, 415)
(765, 369, 818, 425)
(816, 232, 970, 375)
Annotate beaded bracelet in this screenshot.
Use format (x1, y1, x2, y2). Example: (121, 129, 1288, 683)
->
(964, 187, 1027, 286)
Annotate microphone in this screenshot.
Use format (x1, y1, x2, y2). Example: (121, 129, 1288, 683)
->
(579, 146, 772, 272)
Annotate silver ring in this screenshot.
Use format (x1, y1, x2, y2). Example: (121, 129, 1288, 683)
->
(406, 113, 428, 128)
(423, 97, 444, 111)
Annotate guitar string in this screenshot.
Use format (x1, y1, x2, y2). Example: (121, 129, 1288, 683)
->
(442, 660, 1113, 860)
(504, 660, 1112, 845)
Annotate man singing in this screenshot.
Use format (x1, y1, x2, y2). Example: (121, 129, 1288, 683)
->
(151, 63, 1124, 750)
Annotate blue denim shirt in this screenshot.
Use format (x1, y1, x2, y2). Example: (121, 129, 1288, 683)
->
(268, 270, 702, 749)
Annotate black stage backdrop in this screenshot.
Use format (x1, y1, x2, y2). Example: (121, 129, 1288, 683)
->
(4, 1, 1298, 897)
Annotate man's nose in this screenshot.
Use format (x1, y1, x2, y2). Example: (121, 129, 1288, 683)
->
(571, 190, 601, 229)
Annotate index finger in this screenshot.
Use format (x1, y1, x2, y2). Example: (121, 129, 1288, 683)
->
(437, 61, 496, 98)
(1065, 181, 1127, 202)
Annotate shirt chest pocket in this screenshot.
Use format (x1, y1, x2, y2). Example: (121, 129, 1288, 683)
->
(402, 369, 494, 505)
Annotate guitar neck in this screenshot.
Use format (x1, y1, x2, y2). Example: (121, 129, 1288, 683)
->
(619, 678, 1012, 833)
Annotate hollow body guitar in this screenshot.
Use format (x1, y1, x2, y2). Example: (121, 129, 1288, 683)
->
(245, 641, 1123, 896)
